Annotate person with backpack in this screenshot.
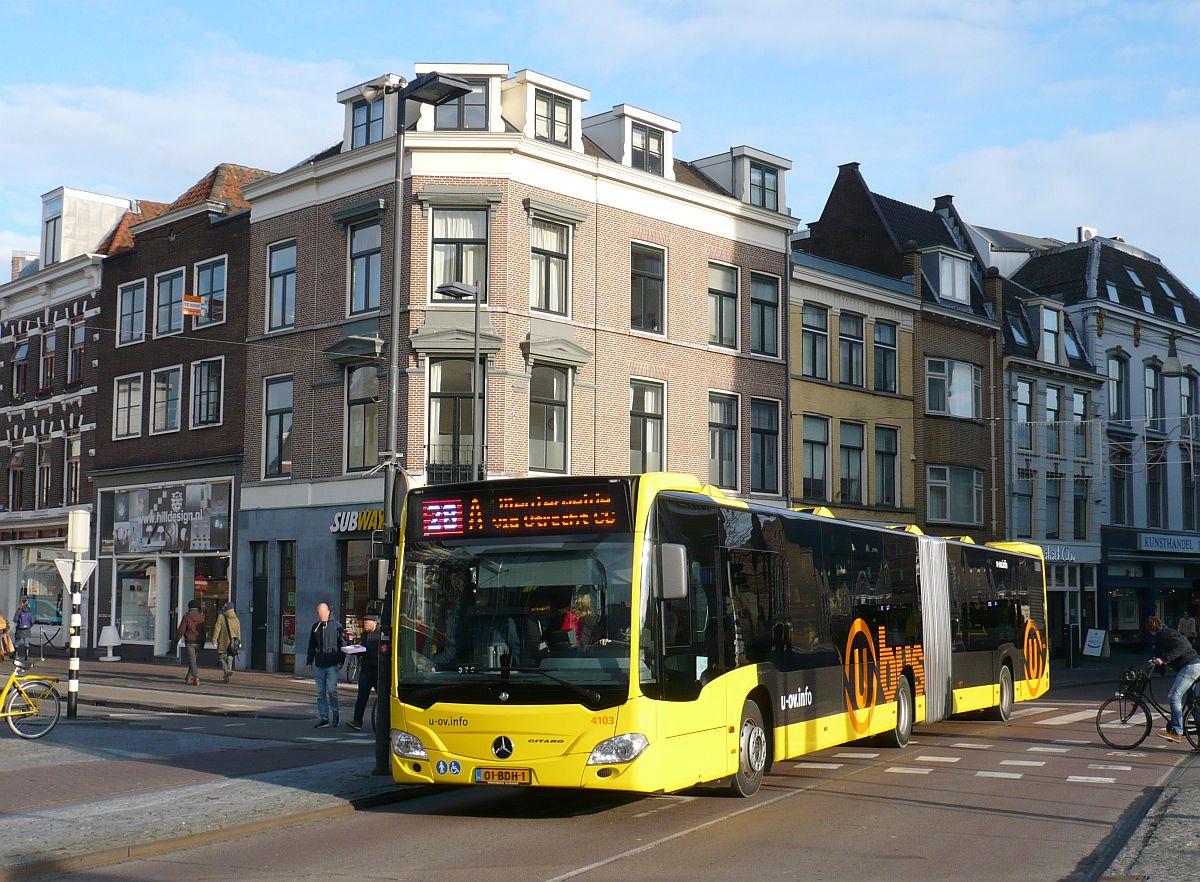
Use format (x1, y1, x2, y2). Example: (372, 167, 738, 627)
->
(12, 597, 33, 661)
(212, 600, 242, 683)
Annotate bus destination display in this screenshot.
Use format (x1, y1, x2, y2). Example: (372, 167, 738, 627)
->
(417, 486, 631, 539)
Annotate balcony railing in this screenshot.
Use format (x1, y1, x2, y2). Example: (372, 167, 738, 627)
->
(425, 444, 487, 485)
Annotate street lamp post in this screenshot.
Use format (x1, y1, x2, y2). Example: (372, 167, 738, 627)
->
(360, 71, 472, 776)
(435, 281, 482, 480)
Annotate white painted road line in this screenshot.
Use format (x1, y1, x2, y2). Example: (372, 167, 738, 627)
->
(1027, 746, 1070, 753)
(1000, 760, 1045, 767)
(977, 771, 1022, 779)
(885, 767, 932, 775)
(794, 762, 843, 770)
(1035, 710, 1098, 726)
(1068, 775, 1116, 784)
(1089, 764, 1132, 771)
(1053, 739, 1091, 744)
(1109, 751, 1146, 758)
(951, 742, 993, 750)
(1012, 706, 1059, 718)
(835, 752, 880, 759)
(915, 755, 961, 763)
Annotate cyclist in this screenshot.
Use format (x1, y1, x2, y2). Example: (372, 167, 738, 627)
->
(1148, 615, 1200, 742)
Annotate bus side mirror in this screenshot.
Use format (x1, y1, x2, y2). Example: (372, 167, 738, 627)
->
(659, 543, 688, 601)
(368, 558, 390, 600)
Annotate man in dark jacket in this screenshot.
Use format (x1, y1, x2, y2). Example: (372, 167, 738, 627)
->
(347, 615, 380, 731)
(305, 602, 346, 728)
(1148, 615, 1200, 742)
(176, 599, 206, 686)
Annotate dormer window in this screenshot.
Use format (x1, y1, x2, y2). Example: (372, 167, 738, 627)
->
(435, 78, 488, 131)
(749, 163, 778, 211)
(351, 99, 384, 148)
(43, 195, 62, 266)
(631, 123, 664, 176)
(1106, 281, 1120, 302)
(534, 90, 571, 146)
(1125, 267, 1144, 288)
(938, 254, 970, 304)
(1041, 308, 1060, 364)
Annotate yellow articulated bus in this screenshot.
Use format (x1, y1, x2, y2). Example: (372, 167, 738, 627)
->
(387, 473, 1049, 796)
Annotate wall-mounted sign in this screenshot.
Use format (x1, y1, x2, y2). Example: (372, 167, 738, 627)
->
(330, 509, 385, 533)
(111, 481, 231, 554)
(1138, 533, 1200, 554)
(1044, 545, 1078, 563)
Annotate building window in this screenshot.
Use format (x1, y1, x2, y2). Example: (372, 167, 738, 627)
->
(39, 332, 54, 390)
(631, 123, 664, 176)
(1184, 456, 1197, 533)
(191, 358, 223, 428)
(1110, 446, 1132, 526)
(36, 440, 52, 509)
(1073, 478, 1089, 540)
(802, 416, 829, 501)
(435, 78, 487, 131)
(65, 434, 81, 506)
(113, 374, 143, 439)
(1107, 354, 1128, 422)
(707, 263, 737, 349)
(7, 453, 23, 512)
(1046, 476, 1061, 539)
(926, 358, 982, 419)
(346, 365, 379, 472)
(838, 313, 864, 386)
(529, 365, 568, 473)
(351, 98, 385, 149)
(708, 393, 738, 489)
(801, 304, 828, 380)
(11, 337, 29, 398)
(268, 241, 297, 331)
(1015, 378, 1033, 450)
(195, 258, 227, 326)
(349, 222, 382, 315)
(749, 274, 779, 357)
(1041, 308, 1060, 364)
(875, 426, 898, 507)
(1145, 364, 1162, 432)
(150, 366, 182, 434)
(531, 220, 569, 315)
(839, 422, 864, 504)
(68, 320, 84, 384)
(873, 322, 897, 393)
(43, 215, 61, 266)
(1147, 447, 1167, 528)
(1013, 469, 1034, 538)
(432, 209, 488, 301)
(154, 270, 184, 337)
(1182, 375, 1198, 437)
(118, 281, 146, 345)
(749, 163, 778, 211)
(630, 381, 664, 474)
(750, 399, 779, 494)
(534, 90, 571, 146)
(265, 377, 293, 478)
(1046, 385, 1062, 456)
(939, 254, 970, 303)
(630, 243, 665, 333)
(1073, 391, 1088, 458)
(927, 465, 983, 524)
(428, 359, 485, 484)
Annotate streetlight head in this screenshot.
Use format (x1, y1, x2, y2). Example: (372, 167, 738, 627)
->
(1163, 334, 1186, 378)
(401, 71, 474, 106)
(435, 281, 479, 301)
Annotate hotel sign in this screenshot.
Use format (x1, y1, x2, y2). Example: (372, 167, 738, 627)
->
(1138, 533, 1200, 554)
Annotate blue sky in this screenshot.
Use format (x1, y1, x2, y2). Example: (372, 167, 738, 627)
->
(2, 1, 1197, 285)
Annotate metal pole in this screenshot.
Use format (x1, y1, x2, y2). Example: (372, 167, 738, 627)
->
(67, 548, 81, 718)
(472, 293, 482, 479)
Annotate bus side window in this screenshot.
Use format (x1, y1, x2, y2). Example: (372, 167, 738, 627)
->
(656, 497, 719, 701)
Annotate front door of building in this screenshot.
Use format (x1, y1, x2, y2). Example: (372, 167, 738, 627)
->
(278, 541, 296, 672)
(250, 542, 268, 670)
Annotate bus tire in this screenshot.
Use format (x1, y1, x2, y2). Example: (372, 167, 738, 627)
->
(987, 664, 1014, 722)
(729, 698, 767, 797)
(876, 676, 913, 749)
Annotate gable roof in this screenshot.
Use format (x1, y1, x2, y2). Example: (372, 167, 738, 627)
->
(96, 200, 169, 256)
(164, 163, 273, 214)
(871, 193, 958, 251)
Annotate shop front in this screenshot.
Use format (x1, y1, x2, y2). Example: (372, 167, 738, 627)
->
(1101, 527, 1200, 652)
(0, 525, 86, 650)
(1041, 542, 1100, 660)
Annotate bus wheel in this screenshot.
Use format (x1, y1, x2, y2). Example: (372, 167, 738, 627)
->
(876, 677, 913, 749)
(730, 699, 767, 797)
(987, 665, 1014, 721)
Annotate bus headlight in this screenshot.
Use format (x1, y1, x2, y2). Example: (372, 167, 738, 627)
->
(587, 733, 649, 765)
(390, 729, 428, 759)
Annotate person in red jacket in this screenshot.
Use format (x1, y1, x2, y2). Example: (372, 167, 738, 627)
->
(176, 599, 207, 686)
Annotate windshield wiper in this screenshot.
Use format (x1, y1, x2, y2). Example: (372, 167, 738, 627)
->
(477, 666, 603, 706)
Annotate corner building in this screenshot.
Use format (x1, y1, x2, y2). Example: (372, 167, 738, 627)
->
(238, 63, 796, 671)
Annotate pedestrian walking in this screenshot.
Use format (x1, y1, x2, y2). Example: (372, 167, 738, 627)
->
(176, 599, 207, 686)
(0, 611, 12, 662)
(347, 615, 379, 731)
(305, 602, 346, 728)
(12, 597, 33, 661)
(1148, 615, 1200, 742)
(212, 600, 242, 683)
(1178, 610, 1197, 648)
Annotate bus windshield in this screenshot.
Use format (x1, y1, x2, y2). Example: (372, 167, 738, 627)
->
(397, 533, 635, 706)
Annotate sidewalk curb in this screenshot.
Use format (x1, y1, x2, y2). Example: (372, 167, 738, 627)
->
(3, 782, 423, 881)
(80, 694, 309, 720)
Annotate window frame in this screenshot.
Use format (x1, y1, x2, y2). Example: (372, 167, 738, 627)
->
(64, 433, 81, 506)
(11, 336, 29, 398)
(875, 425, 899, 508)
(1073, 477, 1089, 540)
(528, 363, 570, 474)
(267, 239, 298, 332)
(1041, 307, 1060, 364)
(1147, 448, 1167, 528)
(748, 162, 778, 211)
(152, 266, 186, 339)
(1072, 390, 1089, 459)
(925, 357, 983, 419)
(706, 261, 739, 350)
(263, 374, 295, 479)
(1109, 446, 1133, 526)
(112, 372, 144, 441)
(351, 97, 385, 149)
(838, 421, 865, 504)
(926, 464, 984, 525)
(38, 331, 55, 390)
(837, 312, 865, 387)
(802, 415, 830, 502)
(872, 321, 897, 394)
(35, 439, 52, 510)
(534, 89, 572, 147)
(149, 364, 184, 436)
(347, 221, 382, 316)
(117, 279, 148, 347)
(1045, 475, 1062, 539)
(749, 272, 781, 357)
(749, 397, 781, 495)
(801, 303, 829, 380)
(1015, 378, 1034, 451)
(938, 254, 971, 304)
(708, 391, 740, 491)
(1145, 362, 1163, 432)
(1013, 469, 1034, 539)
(430, 208, 489, 303)
(630, 241, 666, 335)
(67, 320, 85, 385)
(189, 356, 224, 430)
(1107, 353, 1129, 422)
(43, 213, 61, 267)
(530, 218, 571, 317)
(7, 457, 23, 512)
(193, 255, 229, 328)
(345, 364, 380, 473)
(434, 77, 488, 131)
(630, 122, 664, 176)
(629, 378, 665, 475)
(1045, 385, 1062, 456)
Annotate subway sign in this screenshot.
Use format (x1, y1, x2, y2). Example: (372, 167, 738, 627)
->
(330, 508, 385, 533)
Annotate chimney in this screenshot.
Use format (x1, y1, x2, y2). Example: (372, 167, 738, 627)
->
(934, 194, 954, 211)
(1077, 225, 1098, 243)
(10, 251, 36, 282)
(903, 240, 922, 300)
(837, 161, 860, 172)
(985, 266, 1003, 320)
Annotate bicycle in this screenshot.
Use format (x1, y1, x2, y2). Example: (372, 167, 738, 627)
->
(1096, 662, 1200, 750)
(0, 659, 62, 739)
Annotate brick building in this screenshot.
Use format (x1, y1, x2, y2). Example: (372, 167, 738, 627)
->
(0, 187, 161, 643)
(90, 164, 270, 662)
(237, 63, 796, 671)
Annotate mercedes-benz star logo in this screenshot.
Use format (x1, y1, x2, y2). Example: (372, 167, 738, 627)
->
(492, 736, 514, 760)
(499, 691, 510, 703)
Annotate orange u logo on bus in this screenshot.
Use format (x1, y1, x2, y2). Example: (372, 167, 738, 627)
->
(1023, 620, 1047, 685)
(844, 618, 879, 735)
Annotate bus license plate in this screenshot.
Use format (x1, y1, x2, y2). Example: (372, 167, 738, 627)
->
(474, 767, 532, 785)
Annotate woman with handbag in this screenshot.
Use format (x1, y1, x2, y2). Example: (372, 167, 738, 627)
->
(213, 601, 242, 683)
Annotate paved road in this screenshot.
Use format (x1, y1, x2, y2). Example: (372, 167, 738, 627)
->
(39, 691, 1185, 882)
